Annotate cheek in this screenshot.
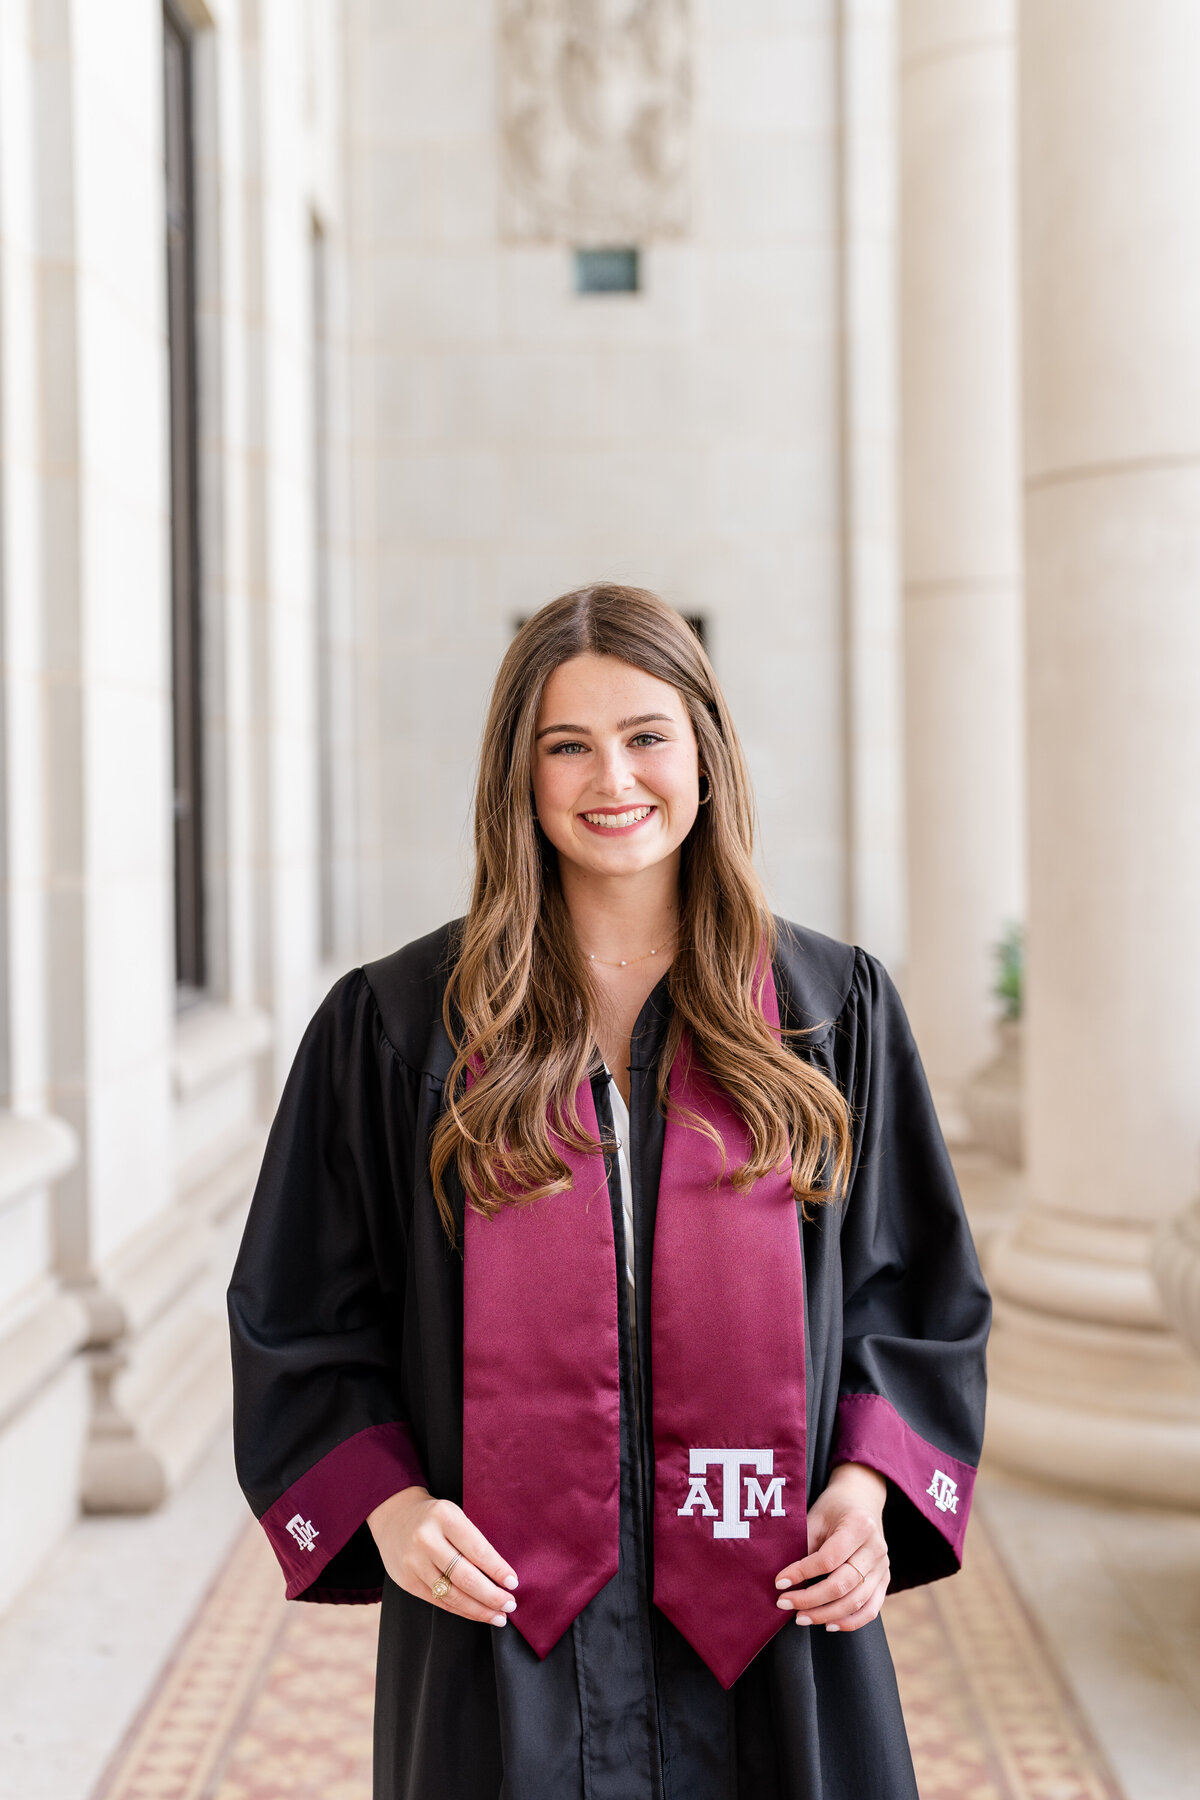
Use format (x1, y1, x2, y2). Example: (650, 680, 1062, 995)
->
(532, 755, 577, 817)
(649, 745, 700, 807)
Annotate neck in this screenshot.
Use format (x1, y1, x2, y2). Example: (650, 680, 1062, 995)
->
(557, 851, 681, 963)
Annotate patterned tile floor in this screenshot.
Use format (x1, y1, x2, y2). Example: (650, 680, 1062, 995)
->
(93, 1517, 1123, 1800)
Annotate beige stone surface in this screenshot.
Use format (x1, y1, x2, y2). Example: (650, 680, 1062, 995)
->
(1020, 3, 1200, 479)
(346, 0, 889, 951)
(0, 1430, 246, 1800)
(899, 0, 1024, 1119)
(989, 2, 1200, 1500)
(979, 1471, 1200, 1800)
(0, 0, 89, 1602)
(0, 0, 360, 1612)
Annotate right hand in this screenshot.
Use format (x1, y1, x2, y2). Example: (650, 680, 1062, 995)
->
(366, 1485, 519, 1627)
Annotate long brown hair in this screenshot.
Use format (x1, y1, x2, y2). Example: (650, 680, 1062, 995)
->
(429, 585, 852, 1240)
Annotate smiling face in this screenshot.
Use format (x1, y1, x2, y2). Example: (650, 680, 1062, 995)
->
(531, 653, 702, 884)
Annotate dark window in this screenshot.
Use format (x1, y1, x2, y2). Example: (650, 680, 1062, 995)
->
(574, 247, 640, 294)
(164, 4, 204, 993)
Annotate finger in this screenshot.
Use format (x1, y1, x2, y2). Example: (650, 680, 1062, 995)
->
(776, 1560, 879, 1616)
(424, 1530, 516, 1617)
(776, 1545, 886, 1612)
(774, 1539, 881, 1592)
(826, 1575, 889, 1633)
(819, 1573, 889, 1633)
(428, 1498, 519, 1590)
(785, 1517, 875, 1584)
(775, 1523, 883, 1591)
(416, 1550, 512, 1626)
(790, 1568, 889, 1629)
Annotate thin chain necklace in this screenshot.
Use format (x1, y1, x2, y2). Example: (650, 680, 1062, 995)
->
(586, 932, 676, 969)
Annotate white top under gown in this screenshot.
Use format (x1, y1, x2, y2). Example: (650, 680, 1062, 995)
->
(605, 1072, 639, 1388)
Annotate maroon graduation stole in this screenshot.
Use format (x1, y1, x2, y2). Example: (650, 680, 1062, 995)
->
(462, 967, 807, 1689)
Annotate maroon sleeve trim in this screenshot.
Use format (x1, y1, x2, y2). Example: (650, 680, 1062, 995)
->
(259, 1420, 427, 1599)
(831, 1392, 974, 1565)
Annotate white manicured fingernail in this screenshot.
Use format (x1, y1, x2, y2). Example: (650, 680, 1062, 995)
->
(795, 1615, 812, 1626)
(775, 1577, 791, 1589)
(776, 1596, 791, 1610)
(504, 1575, 519, 1589)
(491, 1613, 507, 1626)
(501, 1598, 516, 1612)
(826, 1624, 840, 1633)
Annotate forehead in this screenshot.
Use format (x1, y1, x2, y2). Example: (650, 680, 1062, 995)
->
(536, 653, 686, 725)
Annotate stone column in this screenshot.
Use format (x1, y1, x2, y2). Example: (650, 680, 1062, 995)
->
(899, 1, 1023, 1147)
(836, 0, 905, 971)
(0, 0, 86, 1613)
(987, 1, 1200, 1505)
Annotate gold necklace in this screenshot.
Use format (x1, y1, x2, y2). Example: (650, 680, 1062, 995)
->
(586, 933, 676, 969)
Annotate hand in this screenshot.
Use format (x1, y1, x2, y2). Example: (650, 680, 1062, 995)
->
(773, 1461, 889, 1633)
(367, 1485, 519, 1627)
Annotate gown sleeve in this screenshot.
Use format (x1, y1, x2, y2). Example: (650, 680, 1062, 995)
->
(828, 948, 991, 1590)
(227, 969, 428, 1603)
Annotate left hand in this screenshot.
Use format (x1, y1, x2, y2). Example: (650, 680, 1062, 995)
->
(773, 1461, 889, 1632)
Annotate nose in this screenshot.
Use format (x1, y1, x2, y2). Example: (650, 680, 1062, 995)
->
(592, 742, 638, 797)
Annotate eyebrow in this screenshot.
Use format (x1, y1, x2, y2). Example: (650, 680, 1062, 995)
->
(535, 713, 674, 740)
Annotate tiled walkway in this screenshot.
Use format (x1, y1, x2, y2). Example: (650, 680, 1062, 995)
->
(93, 1516, 1121, 1800)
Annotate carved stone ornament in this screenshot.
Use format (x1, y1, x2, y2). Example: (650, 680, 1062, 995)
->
(500, 0, 691, 243)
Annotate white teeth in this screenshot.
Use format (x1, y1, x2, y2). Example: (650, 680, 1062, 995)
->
(583, 806, 652, 829)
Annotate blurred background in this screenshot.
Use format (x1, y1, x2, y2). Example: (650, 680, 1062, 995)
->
(0, 1, 1198, 1796)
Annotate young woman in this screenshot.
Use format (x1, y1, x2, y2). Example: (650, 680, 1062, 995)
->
(229, 586, 990, 1800)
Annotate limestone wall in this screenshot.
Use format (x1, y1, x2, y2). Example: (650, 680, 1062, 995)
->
(346, 0, 903, 958)
(0, 0, 366, 1614)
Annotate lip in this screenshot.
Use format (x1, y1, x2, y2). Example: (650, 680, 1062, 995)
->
(577, 805, 658, 837)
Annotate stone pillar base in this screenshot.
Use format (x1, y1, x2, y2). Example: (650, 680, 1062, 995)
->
(79, 1320, 234, 1514)
(986, 1209, 1200, 1507)
(81, 1424, 168, 1514)
(77, 1130, 263, 1515)
(985, 1376, 1200, 1509)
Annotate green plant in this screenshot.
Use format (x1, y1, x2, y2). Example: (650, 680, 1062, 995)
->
(993, 921, 1023, 1022)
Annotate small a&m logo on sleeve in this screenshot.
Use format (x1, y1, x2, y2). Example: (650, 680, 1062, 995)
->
(926, 1469, 959, 1514)
(286, 1513, 320, 1551)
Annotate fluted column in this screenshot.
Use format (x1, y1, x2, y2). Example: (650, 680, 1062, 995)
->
(987, 0, 1200, 1504)
(899, 2, 1023, 1142)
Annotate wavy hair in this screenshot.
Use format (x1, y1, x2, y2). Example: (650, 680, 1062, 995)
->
(429, 585, 853, 1240)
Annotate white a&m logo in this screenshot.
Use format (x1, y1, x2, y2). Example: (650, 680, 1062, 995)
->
(926, 1469, 959, 1514)
(677, 1448, 787, 1539)
(286, 1513, 320, 1552)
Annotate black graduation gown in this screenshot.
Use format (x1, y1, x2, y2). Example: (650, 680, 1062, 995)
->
(228, 918, 991, 1800)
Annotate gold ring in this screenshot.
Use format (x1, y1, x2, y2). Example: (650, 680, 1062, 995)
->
(430, 1551, 463, 1602)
